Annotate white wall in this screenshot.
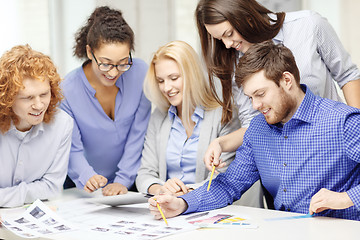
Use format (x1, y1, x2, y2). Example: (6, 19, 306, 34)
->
(0, 0, 50, 55)
(0, 0, 359, 78)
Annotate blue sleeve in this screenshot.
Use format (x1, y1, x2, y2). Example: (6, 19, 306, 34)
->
(180, 129, 260, 213)
(60, 94, 97, 188)
(113, 60, 152, 188)
(344, 111, 360, 210)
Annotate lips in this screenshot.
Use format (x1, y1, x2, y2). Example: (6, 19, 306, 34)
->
(168, 91, 178, 97)
(261, 109, 270, 115)
(104, 74, 117, 81)
(234, 42, 242, 51)
(29, 111, 43, 117)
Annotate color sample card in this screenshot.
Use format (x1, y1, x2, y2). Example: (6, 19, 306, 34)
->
(188, 214, 258, 229)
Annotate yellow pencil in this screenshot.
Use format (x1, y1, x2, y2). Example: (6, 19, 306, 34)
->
(207, 165, 216, 191)
(154, 198, 168, 226)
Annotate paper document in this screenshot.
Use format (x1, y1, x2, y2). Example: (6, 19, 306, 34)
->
(86, 191, 149, 206)
(0, 199, 76, 238)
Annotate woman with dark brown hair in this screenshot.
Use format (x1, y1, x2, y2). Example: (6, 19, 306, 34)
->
(61, 6, 151, 196)
(196, 0, 360, 171)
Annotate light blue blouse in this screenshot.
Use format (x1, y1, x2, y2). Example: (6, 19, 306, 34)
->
(166, 105, 204, 184)
(60, 58, 151, 189)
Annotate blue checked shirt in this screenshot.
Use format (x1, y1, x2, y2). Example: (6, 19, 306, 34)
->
(181, 85, 360, 220)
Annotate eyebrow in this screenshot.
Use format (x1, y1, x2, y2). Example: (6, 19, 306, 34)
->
(221, 29, 229, 38)
(19, 89, 50, 98)
(252, 88, 266, 96)
(99, 55, 129, 63)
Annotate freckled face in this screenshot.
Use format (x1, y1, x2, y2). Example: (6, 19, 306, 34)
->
(12, 78, 51, 131)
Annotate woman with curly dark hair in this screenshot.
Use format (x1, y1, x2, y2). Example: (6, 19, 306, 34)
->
(0, 44, 73, 207)
(60, 6, 151, 196)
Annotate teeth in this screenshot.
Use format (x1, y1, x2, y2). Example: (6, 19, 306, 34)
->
(168, 92, 177, 97)
(262, 109, 269, 114)
(106, 76, 116, 80)
(30, 112, 41, 116)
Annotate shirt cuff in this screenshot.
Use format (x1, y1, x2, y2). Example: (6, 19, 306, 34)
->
(78, 169, 98, 189)
(179, 190, 199, 214)
(347, 185, 360, 210)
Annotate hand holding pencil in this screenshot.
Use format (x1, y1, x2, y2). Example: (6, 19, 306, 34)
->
(203, 138, 227, 172)
(148, 195, 188, 221)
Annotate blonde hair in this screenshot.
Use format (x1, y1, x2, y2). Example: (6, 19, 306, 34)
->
(0, 45, 62, 134)
(144, 40, 219, 130)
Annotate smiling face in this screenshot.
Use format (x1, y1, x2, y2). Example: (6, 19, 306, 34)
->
(155, 58, 183, 112)
(12, 78, 51, 132)
(205, 21, 253, 53)
(86, 42, 131, 87)
(243, 70, 298, 125)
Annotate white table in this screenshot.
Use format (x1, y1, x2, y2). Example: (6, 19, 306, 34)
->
(1, 188, 359, 240)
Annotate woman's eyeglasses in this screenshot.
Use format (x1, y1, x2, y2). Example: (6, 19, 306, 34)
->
(91, 50, 133, 72)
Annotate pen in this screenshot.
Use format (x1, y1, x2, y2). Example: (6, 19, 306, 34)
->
(207, 165, 216, 191)
(185, 212, 209, 220)
(154, 198, 168, 226)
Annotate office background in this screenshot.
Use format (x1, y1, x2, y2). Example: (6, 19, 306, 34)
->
(0, 0, 359, 80)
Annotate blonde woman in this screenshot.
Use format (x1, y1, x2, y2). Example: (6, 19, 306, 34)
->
(136, 41, 240, 197)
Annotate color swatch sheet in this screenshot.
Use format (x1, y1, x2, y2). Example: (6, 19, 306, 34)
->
(188, 213, 258, 229)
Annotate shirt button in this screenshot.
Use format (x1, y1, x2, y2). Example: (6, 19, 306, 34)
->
(283, 188, 287, 192)
(283, 163, 287, 167)
(287, 208, 291, 211)
(284, 136, 288, 139)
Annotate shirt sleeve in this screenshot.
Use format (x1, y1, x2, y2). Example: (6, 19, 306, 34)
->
(113, 90, 151, 188)
(135, 109, 165, 194)
(343, 111, 360, 210)
(197, 111, 242, 188)
(217, 111, 242, 170)
(180, 130, 260, 214)
(0, 116, 73, 208)
(314, 13, 360, 88)
(60, 98, 97, 188)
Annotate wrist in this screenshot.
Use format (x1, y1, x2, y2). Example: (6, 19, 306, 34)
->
(148, 184, 162, 195)
(343, 192, 355, 208)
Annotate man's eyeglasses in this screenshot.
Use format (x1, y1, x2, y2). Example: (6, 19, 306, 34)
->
(91, 50, 133, 72)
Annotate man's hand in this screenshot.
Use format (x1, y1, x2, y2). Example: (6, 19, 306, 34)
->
(102, 183, 128, 196)
(84, 175, 108, 193)
(203, 138, 226, 172)
(309, 188, 354, 214)
(148, 195, 188, 219)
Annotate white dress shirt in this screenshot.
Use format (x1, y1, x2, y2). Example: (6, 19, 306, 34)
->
(0, 109, 73, 207)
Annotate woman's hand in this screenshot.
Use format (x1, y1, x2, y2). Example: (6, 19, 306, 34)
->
(84, 175, 108, 193)
(203, 138, 226, 172)
(102, 183, 128, 196)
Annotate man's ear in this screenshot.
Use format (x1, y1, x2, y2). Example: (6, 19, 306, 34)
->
(280, 71, 295, 90)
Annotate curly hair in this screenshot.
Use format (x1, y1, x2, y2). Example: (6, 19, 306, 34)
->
(0, 45, 63, 134)
(73, 6, 135, 59)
